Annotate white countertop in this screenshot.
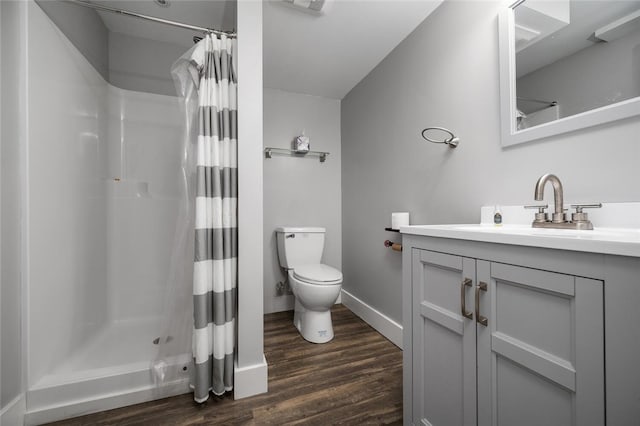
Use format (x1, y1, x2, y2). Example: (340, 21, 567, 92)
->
(399, 203, 640, 258)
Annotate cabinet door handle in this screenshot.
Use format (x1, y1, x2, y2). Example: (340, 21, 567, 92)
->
(475, 281, 488, 326)
(461, 278, 473, 319)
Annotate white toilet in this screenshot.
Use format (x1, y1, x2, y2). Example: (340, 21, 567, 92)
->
(275, 227, 343, 343)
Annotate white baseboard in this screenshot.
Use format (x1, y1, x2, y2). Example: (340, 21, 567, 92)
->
(340, 289, 403, 349)
(0, 393, 26, 426)
(234, 355, 268, 399)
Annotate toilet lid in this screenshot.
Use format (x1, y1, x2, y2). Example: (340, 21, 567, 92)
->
(293, 264, 343, 284)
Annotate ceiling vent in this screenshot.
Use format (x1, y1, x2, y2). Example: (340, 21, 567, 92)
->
(278, 0, 328, 16)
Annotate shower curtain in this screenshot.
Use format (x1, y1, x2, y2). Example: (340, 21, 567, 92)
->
(171, 33, 238, 403)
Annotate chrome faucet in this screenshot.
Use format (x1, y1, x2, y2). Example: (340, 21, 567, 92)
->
(526, 174, 601, 230)
(534, 173, 565, 223)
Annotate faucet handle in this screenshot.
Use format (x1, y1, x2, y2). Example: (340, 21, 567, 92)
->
(525, 204, 549, 223)
(570, 203, 602, 213)
(570, 203, 602, 225)
(524, 204, 549, 213)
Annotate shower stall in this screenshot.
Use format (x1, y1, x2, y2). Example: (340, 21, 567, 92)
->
(6, 1, 248, 423)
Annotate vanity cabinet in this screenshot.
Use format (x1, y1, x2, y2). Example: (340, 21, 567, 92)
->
(410, 249, 604, 426)
(400, 232, 640, 426)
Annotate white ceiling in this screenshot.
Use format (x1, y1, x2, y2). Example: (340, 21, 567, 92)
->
(263, 0, 442, 99)
(89, 0, 442, 98)
(92, 0, 236, 47)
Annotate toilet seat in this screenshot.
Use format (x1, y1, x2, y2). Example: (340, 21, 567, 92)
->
(293, 264, 343, 286)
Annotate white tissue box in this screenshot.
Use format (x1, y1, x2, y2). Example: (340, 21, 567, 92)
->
(392, 212, 410, 229)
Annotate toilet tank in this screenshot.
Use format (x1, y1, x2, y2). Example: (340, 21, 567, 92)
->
(275, 227, 325, 269)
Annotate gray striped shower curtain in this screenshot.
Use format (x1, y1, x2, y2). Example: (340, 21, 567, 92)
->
(180, 33, 237, 403)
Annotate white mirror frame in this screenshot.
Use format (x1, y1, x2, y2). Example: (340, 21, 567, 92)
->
(499, 6, 640, 147)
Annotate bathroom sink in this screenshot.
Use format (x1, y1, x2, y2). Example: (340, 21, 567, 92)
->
(399, 223, 640, 257)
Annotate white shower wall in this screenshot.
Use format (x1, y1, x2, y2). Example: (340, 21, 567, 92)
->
(106, 87, 183, 322)
(27, 1, 110, 386)
(25, 3, 189, 421)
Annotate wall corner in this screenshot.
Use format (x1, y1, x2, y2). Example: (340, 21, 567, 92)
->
(236, 0, 266, 398)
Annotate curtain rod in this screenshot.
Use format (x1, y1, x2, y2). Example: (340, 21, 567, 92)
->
(65, 0, 236, 38)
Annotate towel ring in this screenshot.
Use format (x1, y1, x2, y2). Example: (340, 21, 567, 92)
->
(421, 127, 459, 148)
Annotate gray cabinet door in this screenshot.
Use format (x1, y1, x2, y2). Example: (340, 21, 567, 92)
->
(476, 261, 604, 426)
(412, 249, 477, 426)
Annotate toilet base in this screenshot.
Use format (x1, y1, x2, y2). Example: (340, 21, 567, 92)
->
(294, 300, 335, 344)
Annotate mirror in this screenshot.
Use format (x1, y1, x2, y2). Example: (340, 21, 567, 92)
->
(499, 0, 640, 146)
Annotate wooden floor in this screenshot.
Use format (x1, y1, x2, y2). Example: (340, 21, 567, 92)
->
(48, 305, 403, 425)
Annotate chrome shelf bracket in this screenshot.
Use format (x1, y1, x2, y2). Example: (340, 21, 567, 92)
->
(264, 147, 330, 163)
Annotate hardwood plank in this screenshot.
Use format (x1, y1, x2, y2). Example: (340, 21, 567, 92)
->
(46, 304, 403, 425)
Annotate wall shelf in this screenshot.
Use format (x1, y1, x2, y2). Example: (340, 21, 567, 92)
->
(385, 227, 400, 233)
(264, 147, 329, 163)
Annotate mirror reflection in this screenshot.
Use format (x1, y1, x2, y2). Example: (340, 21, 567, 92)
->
(514, 0, 640, 130)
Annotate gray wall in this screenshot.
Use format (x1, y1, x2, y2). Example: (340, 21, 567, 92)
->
(109, 32, 186, 97)
(36, 0, 109, 80)
(1, 0, 23, 409)
(263, 88, 341, 314)
(341, 0, 640, 324)
(518, 28, 640, 118)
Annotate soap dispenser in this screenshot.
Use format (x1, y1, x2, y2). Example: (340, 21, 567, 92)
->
(494, 205, 503, 226)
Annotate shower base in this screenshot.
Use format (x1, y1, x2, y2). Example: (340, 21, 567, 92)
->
(25, 318, 191, 425)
